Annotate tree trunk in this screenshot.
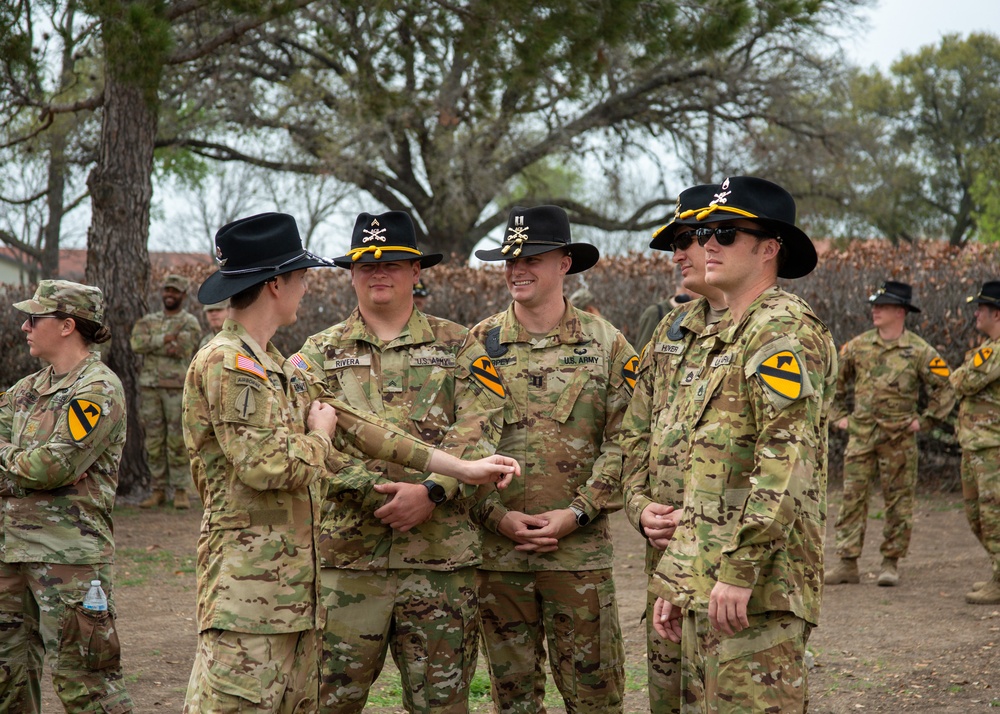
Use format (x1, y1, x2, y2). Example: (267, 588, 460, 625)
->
(85, 71, 157, 495)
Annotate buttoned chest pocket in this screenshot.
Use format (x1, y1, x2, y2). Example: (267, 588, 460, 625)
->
(549, 367, 598, 424)
(409, 366, 453, 437)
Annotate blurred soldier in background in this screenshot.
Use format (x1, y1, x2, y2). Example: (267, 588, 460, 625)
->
(299, 211, 505, 713)
(826, 280, 956, 587)
(472, 205, 636, 714)
(198, 299, 229, 349)
(951, 280, 1000, 605)
(412, 279, 431, 312)
(131, 274, 202, 509)
(569, 286, 602, 316)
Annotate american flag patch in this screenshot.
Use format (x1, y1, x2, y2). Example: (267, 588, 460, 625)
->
(289, 353, 309, 371)
(235, 354, 266, 379)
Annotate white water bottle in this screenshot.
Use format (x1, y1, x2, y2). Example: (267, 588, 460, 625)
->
(83, 579, 108, 611)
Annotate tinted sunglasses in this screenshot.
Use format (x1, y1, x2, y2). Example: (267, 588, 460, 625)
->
(695, 225, 777, 247)
(26, 314, 59, 328)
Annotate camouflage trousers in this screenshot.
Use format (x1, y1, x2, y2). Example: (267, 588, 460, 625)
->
(477, 569, 625, 714)
(645, 583, 681, 714)
(961, 447, 1000, 580)
(679, 609, 811, 714)
(183, 628, 318, 714)
(835, 428, 918, 560)
(319, 566, 479, 714)
(139, 386, 191, 491)
(0, 561, 133, 713)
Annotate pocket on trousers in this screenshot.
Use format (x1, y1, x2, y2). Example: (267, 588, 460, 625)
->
(60, 605, 122, 672)
(206, 654, 264, 705)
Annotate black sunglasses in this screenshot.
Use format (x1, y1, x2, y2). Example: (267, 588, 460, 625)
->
(26, 314, 59, 328)
(671, 230, 698, 251)
(695, 225, 777, 247)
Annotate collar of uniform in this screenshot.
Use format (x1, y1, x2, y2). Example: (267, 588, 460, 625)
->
(716, 285, 785, 345)
(223, 319, 283, 374)
(342, 307, 435, 348)
(499, 300, 591, 346)
(34, 351, 101, 397)
(871, 327, 913, 349)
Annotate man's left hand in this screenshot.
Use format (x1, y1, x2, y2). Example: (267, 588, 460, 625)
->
(373, 482, 436, 531)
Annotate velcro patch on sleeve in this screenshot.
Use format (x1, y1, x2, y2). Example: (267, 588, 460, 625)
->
(289, 352, 309, 371)
(929, 357, 950, 377)
(68, 398, 102, 442)
(623, 355, 639, 393)
(234, 353, 267, 380)
(746, 336, 815, 411)
(973, 347, 993, 369)
(471, 356, 505, 399)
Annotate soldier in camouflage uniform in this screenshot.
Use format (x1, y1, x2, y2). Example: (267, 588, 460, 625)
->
(634, 292, 692, 353)
(826, 281, 956, 587)
(198, 300, 229, 350)
(619, 185, 728, 714)
(951, 280, 1000, 605)
(298, 211, 505, 713)
(472, 205, 636, 714)
(131, 274, 202, 509)
(649, 177, 837, 713)
(0, 281, 134, 713)
(183, 213, 518, 714)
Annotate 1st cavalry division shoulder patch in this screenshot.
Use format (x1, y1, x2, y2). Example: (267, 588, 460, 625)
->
(471, 356, 505, 399)
(929, 357, 950, 377)
(973, 347, 993, 369)
(757, 350, 803, 401)
(623, 355, 639, 392)
(68, 398, 102, 441)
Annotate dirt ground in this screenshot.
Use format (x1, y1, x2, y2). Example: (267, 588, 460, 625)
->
(40, 488, 999, 713)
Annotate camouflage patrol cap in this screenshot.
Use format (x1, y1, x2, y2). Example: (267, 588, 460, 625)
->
(202, 300, 229, 312)
(569, 287, 596, 309)
(14, 280, 105, 325)
(162, 274, 190, 292)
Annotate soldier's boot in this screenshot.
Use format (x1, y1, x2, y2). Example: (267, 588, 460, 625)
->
(971, 581, 988, 591)
(139, 489, 165, 509)
(966, 580, 1000, 605)
(877, 557, 899, 587)
(825, 558, 860, 585)
(173, 490, 190, 510)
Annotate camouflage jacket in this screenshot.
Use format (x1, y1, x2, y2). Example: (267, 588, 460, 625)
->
(471, 302, 637, 572)
(184, 320, 437, 635)
(649, 286, 837, 625)
(297, 307, 505, 571)
(620, 297, 726, 575)
(830, 328, 955, 437)
(130, 309, 202, 388)
(0, 351, 125, 565)
(951, 335, 1000, 451)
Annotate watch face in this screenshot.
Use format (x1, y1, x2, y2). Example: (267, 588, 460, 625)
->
(424, 481, 446, 503)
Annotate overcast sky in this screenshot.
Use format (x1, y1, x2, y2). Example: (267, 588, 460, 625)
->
(844, 0, 1000, 69)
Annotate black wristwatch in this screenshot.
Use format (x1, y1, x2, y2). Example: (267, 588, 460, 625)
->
(422, 480, 447, 504)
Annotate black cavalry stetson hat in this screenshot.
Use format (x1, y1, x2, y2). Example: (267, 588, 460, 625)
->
(332, 211, 443, 269)
(475, 205, 600, 274)
(198, 212, 332, 304)
(649, 184, 717, 252)
(675, 176, 817, 279)
(966, 280, 1000, 308)
(869, 280, 921, 313)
